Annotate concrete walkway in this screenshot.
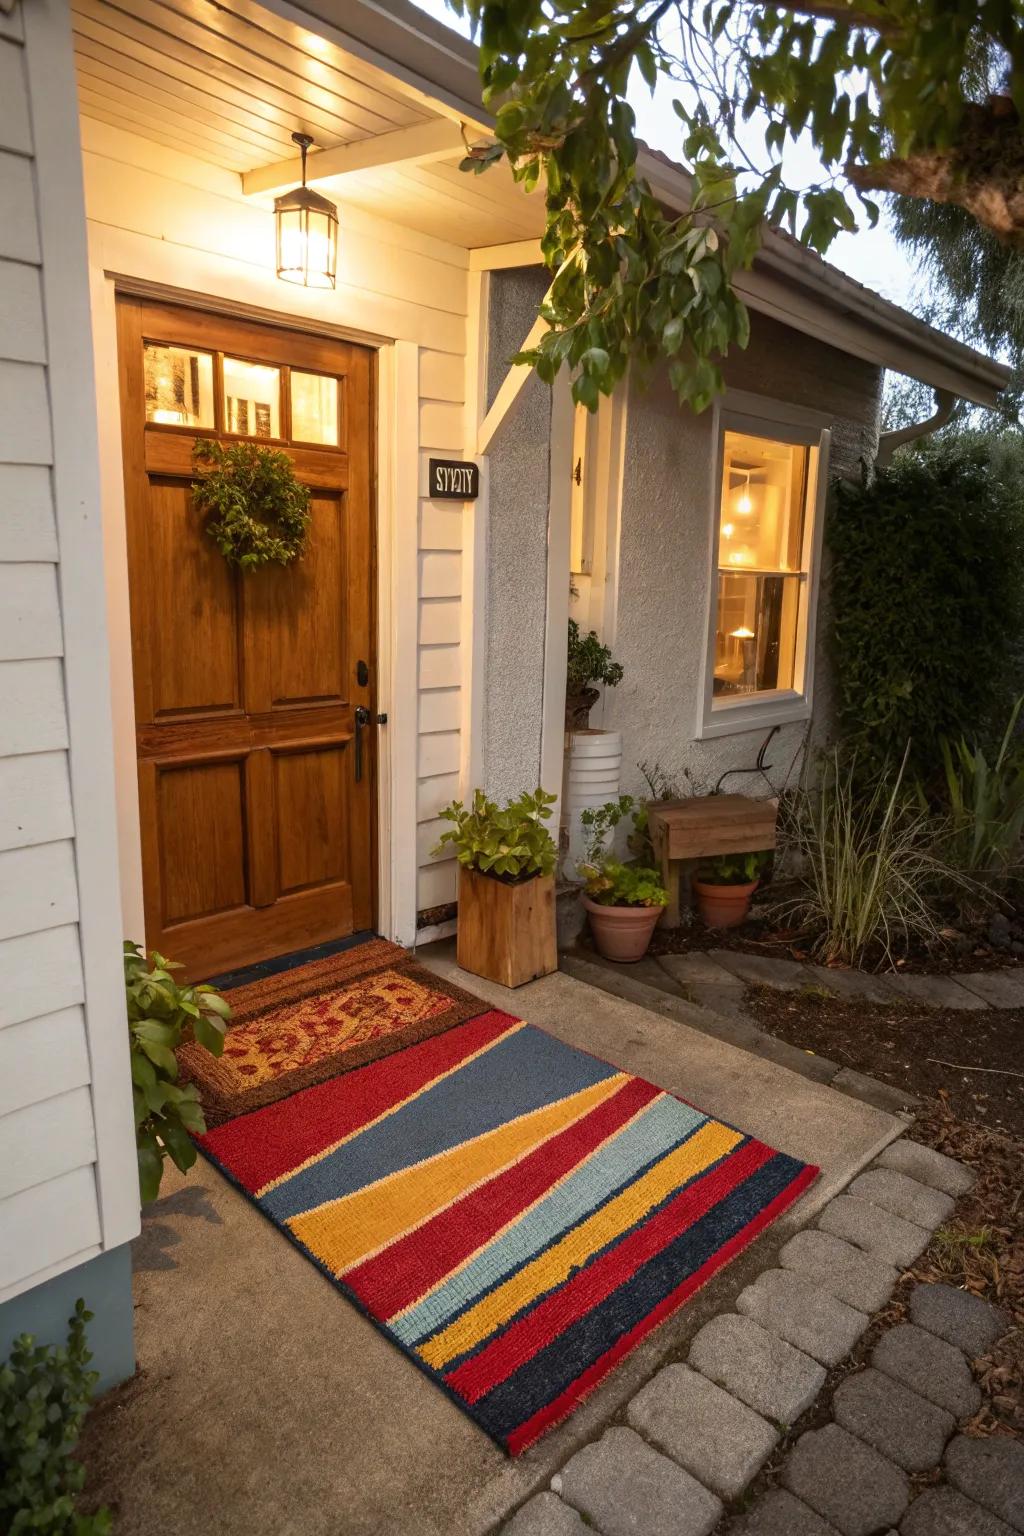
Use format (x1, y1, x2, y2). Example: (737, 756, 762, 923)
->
(86, 950, 905, 1536)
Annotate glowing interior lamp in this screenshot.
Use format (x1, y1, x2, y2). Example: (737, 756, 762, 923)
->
(275, 132, 338, 290)
(733, 470, 755, 516)
(722, 522, 735, 539)
(729, 626, 756, 639)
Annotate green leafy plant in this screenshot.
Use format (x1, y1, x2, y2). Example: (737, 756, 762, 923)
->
(0, 1301, 111, 1536)
(126, 941, 232, 1203)
(580, 860, 669, 909)
(191, 439, 311, 570)
(579, 793, 635, 865)
(776, 749, 962, 968)
(696, 850, 770, 886)
(566, 620, 624, 696)
(433, 788, 557, 881)
(830, 443, 1024, 782)
(939, 696, 1024, 896)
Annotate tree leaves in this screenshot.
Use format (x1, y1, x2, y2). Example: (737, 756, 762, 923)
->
(453, 0, 1024, 409)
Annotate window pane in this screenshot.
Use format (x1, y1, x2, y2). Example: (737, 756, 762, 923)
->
(223, 357, 281, 438)
(718, 431, 810, 572)
(713, 572, 802, 697)
(291, 371, 338, 445)
(144, 343, 214, 428)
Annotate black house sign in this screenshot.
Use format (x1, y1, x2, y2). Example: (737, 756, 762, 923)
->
(429, 458, 479, 501)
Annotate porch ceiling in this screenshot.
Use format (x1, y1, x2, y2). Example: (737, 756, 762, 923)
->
(71, 0, 545, 248)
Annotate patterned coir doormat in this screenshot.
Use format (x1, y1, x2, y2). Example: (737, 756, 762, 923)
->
(198, 1009, 817, 1453)
(178, 938, 483, 1125)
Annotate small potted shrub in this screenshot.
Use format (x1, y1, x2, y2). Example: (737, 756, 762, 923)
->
(693, 851, 770, 930)
(435, 788, 558, 987)
(566, 619, 623, 729)
(578, 797, 669, 961)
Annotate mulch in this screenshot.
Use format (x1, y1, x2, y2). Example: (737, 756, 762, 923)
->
(746, 985, 1024, 1139)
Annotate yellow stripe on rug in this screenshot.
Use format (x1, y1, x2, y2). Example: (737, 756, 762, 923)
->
(287, 1074, 629, 1275)
(418, 1118, 742, 1370)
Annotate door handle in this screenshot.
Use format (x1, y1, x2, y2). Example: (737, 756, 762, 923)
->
(354, 705, 370, 782)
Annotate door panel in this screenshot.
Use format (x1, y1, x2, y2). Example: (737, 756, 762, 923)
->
(118, 296, 376, 979)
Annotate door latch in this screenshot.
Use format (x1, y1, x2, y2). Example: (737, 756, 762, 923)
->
(353, 707, 388, 781)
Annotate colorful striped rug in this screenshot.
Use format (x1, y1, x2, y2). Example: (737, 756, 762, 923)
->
(199, 1009, 817, 1452)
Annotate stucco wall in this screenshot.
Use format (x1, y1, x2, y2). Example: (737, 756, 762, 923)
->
(482, 268, 553, 801)
(594, 314, 883, 805)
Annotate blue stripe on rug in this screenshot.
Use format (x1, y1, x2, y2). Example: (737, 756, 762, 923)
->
(262, 1023, 619, 1222)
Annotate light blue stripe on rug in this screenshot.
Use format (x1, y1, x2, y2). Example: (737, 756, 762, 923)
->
(390, 1092, 706, 1344)
(262, 1023, 618, 1223)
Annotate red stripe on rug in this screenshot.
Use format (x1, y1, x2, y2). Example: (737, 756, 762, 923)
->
(345, 1076, 662, 1317)
(447, 1137, 775, 1405)
(198, 1009, 518, 1193)
(505, 1161, 819, 1453)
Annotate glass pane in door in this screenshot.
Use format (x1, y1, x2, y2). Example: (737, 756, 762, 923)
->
(291, 371, 339, 445)
(143, 343, 214, 428)
(223, 357, 281, 439)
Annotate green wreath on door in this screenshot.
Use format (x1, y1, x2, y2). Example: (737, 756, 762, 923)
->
(191, 439, 311, 571)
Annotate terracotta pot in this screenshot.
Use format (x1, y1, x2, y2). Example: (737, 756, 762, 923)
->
(693, 878, 759, 930)
(582, 894, 664, 962)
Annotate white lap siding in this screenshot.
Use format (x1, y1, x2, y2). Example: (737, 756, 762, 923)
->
(0, 0, 137, 1302)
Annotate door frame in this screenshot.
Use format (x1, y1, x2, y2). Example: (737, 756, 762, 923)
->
(89, 270, 420, 952)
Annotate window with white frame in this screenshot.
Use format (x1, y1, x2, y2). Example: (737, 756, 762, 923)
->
(702, 413, 828, 734)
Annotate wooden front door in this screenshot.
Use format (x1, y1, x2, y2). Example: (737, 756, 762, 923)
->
(117, 297, 376, 979)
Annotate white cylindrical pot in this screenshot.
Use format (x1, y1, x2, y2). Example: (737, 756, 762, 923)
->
(564, 729, 623, 875)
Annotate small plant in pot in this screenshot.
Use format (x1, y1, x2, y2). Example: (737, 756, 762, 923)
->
(566, 619, 624, 729)
(693, 850, 770, 930)
(434, 788, 558, 987)
(578, 797, 669, 961)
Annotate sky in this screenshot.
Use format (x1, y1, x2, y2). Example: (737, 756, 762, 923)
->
(410, 0, 920, 312)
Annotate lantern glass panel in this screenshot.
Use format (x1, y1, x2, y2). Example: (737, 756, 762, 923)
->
(143, 343, 214, 428)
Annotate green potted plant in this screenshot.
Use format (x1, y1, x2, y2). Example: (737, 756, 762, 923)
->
(434, 788, 558, 987)
(578, 797, 669, 961)
(693, 851, 770, 929)
(566, 619, 623, 729)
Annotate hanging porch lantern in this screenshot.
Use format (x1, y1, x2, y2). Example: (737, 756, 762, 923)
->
(275, 132, 338, 289)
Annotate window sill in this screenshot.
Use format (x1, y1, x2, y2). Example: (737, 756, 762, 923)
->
(697, 692, 812, 741)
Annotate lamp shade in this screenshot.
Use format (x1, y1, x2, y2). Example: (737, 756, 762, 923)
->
(274, 183, 338, 289)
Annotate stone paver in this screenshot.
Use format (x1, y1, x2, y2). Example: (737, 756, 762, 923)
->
(955, 969, 1024, 1008)
(832, 1366, 955, 1472)
(736, 1488, 841, 1535)
(779, 1229, 899, 1313)
(872, 1322, 982, 1419)
(909, 1283, 1009, 1357)
(688, 1312, 825, 1425)
(818, 1194, 931, 1268)
(900, 1485, 1017, 1535)
(554, 1427, 722, 1536)
(850, 1166, 955, 1228)
(804, 964, 899, 1003)
(781, 1422, 911, 1536)
(882, 972, 989, 1009)
(655, 951, 743, 986)
(945, 1434, 1024, 1532)
(502, 1493, 588, 1535)
(707, 951, 806, 988)
(626, 1362, 777, 1500)
(735, 1267, 869, 1367)
(876, 1140, 976, 1197)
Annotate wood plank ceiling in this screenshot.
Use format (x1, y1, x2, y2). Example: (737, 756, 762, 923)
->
(72, 0, 545, 247)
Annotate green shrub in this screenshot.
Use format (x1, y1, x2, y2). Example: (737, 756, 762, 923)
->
(939, 695, 1024, 898)
(829, 442, 1024, 780)
(0, 1301, 111, 1535)
(125, 942, 231, 1203)
(777, 749, 960, 967)
(580, 860, 669, 908)
(434, 788, 557, 880)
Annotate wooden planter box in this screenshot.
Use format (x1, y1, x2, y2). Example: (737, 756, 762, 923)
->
(457, 866, 557, 989)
